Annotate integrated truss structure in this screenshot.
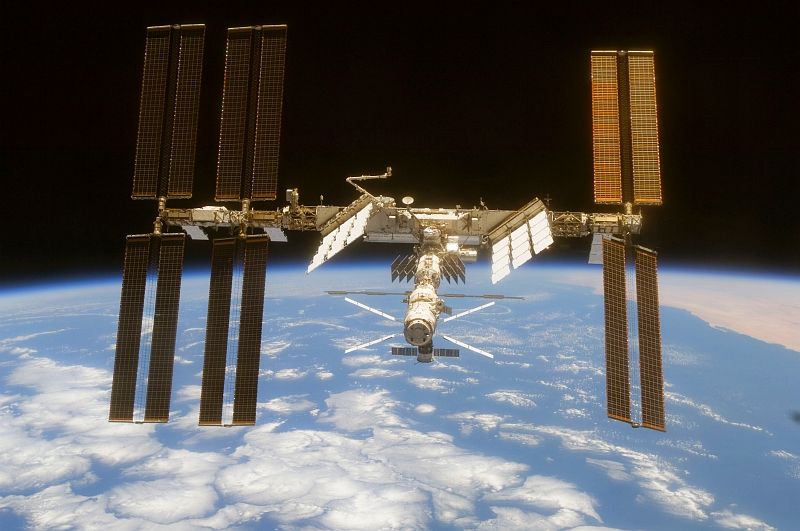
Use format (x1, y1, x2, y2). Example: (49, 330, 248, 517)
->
(109, 26, 666, 431)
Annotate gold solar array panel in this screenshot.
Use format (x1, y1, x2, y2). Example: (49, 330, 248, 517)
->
(109, 236, 151, 421)
(635, 247, 666, 431)
(251, 26, 287, 200)
(628, 52, 662, 205)
(216, 28, 255, 200)
(167, 25, 206, 198)
(591, 52, 623, 204)
(142, 234, 185, 422)
(232, 236, 270, 425)
(199, 239, 236, 425)
(132, 27, 172, 198)
(602, 237, 631, 423)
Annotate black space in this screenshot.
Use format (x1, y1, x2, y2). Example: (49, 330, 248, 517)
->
(1, 1, 798, 284)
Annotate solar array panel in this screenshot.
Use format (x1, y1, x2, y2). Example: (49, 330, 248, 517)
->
(216, 29, 253, 200)
(635, 247, 666, 431)
(217, 26, 287, 202)
(251, 26, 287, 200)
(602, 237, 631, 423)
(308, 202, 374, 272)
(109, 236, 150, 422)
(199, 236, 269, 426)
(490, 235, 511, 283)
(490, 207, 552, 284)
(628, 53, 662, 205)
(590, 51, 662, 206)
(199, 239, 236, 425)
(391, 255, 418, 282)
(168, 25, 206, 198)
(441, 255, 465, 284)
(591, 52, 623, 204)
(433, 349, 460, 358)
(143, 234, 185, 422)
(232, 236, 269, 425)
(109, 234, 185, 423)
(392, 347, 418, 357)
(133, 25, 205, 199)
(133, 27, 172, 198)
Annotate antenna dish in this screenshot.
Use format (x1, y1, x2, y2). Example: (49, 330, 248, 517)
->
(402, 196, 414, 206)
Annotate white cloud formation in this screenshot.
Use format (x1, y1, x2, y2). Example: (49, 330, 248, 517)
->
(500, 421, 714, 520)
(711, 508, 776, 530)
(408, 376, 454, 392)
(348, 368, 405, 378)
(483, 475, 602, 522)
(446, 411, 507, 435)
(586, 459, 632, 481)
(259, 395, 317, 415)
(415, 404, 436, 414)
(487, 390, 538, 408)
(318, 390, 406, 432)
(666, 391, 766, 432)
(341, 354, 402, 367)
(274, 368, 308, 380)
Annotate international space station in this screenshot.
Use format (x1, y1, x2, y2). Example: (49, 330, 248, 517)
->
(109, 24, 666, 432)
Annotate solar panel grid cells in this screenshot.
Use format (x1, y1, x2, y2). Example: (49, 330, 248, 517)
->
(251, 26, 287, 200)
(602, 238, 632, 423)
(240, 30, 263, 200)
(232, 236, 269, 425)
(168, 25, 205, 198)
(199, 239, 236, 425)
(635, 249, 666, 431)
(628, 53, 662, 205)
(216, 29, 254, 201)
(109, 237, 150, 422)
(144, 234, 185, 422)
(590, 53, 623, 204)
(156, 27, 182, 198)
(132, 28, 171, 198)
(132, 237, 162, 422)
(221, 239, 245, 425)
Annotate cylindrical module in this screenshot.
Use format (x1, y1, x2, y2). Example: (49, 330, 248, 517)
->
(403, 250, 442, 347)
(404, 284, 438, 346)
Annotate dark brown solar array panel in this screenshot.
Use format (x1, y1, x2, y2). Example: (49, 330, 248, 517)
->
(216, 28, 254, 201)
(133, 25, 206, 199)
(232, 235, 270, 425)
(392, 347, 418, 356)
(628, 53, 662, 206)
(590, 52, 623, 204)
(199, 238, 236, 425)
(167, 25, 205, 198)
(132, 27, 172, 199)
(602, 237, 631, 423)
(635, 247, 666, 431)
(251, 26, 287, 200)
(143, 234, 185, 422)
(109, 236, 151, 422)
(433, 349, 460, 358)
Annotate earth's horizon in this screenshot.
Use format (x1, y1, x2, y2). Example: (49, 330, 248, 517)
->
(0, 261, 798, 530)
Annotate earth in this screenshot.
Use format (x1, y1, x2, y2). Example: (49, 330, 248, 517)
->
(0, 260, 798, 530)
